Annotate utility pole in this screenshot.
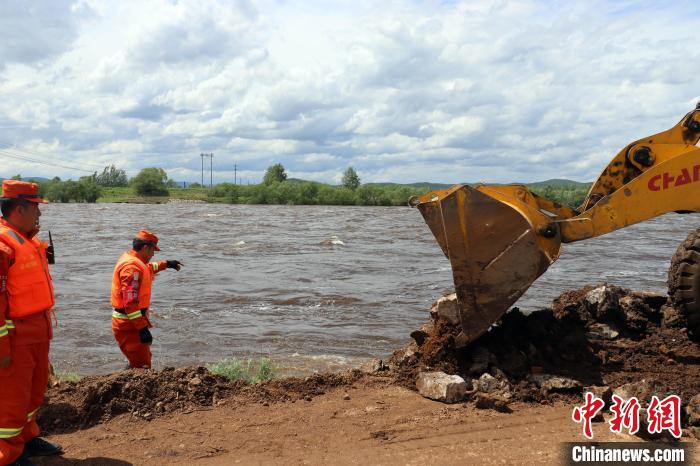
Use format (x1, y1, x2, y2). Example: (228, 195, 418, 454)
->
(234, 163, 237, 185)
(200, 153, 213, 188)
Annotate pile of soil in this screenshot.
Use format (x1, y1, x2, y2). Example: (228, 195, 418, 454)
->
(39, 366, 364, 435)
(390, 284, 699, 407)
(37, 284, 698, 436)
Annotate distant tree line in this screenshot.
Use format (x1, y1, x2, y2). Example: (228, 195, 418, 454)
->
(209, 181, 422, 206)
(529, 184, 590, 209)
(31, 166, 173, 202)
(38, 176, 102, 203)
(7, 162, 591, 208)
(205, 163, 422, 206)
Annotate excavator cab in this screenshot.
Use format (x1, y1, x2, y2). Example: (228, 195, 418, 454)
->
(411, 103, 700, 345)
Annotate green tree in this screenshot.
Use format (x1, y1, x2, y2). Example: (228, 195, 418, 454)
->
(210, 182, 239, 203)
(63, 180, 84, 201)
(299, 183, 319, 204)
(95, 165, 128, 187)
(47, 182, 69, 203)
(79, 177, 102, 203)
(11, 174, 21, 180)
(356, 185, 391, 206)
(341, 167, 360, 190)
(263, 163, 287, 185)
(131, 168, 169, 196)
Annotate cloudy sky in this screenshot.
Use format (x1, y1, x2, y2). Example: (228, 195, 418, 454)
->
(0, 0, 698, 185)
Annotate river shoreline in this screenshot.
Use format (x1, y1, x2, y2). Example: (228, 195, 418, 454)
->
(35, 284, 700, 464)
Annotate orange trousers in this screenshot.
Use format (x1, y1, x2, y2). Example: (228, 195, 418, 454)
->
(113, 327, 151, 369)
(0, 339, 49, 465)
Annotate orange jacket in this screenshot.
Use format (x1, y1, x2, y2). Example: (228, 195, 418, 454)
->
(110, 251, 166, 330)
(0, 219, 55, 359)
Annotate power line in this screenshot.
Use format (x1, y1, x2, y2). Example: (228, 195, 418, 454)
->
(0, 148, 96, 174)
(0, 141, 106, 170)
(0, 142, 225, 183)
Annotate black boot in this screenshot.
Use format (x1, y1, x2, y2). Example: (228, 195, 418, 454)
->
(24, 436, 63, 456)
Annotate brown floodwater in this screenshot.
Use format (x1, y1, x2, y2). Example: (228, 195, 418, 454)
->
(39, 203, 699, 376)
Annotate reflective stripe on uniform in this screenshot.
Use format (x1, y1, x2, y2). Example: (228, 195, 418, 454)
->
(0, 426, 23, 439)
(0, 324, 7, 337)
(112, 310, 143, 320)
(150, 263, 159, 272)
(4, 229, 24, 245)
(5, 319, 14, 329)
(27, 408, 38, 421)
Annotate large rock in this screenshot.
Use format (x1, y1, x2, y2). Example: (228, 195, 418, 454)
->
(416, 371, 468, 403)
(388, 341, 418, 370)
(585, 285, 621, 321)
(477, 372, 512, 397)
(529, 374, 582, 393)
(584, 385, 613, 404)
(619, 295, 653, 333)
(467, 346, 497, 375)
(430, 294, 460, 326)
(478, 373, 501, 393)
(586, 323, 619, 340)
(613, 379, 672, 406)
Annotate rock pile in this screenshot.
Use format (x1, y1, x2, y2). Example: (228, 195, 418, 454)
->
(386, 284, 699, 436)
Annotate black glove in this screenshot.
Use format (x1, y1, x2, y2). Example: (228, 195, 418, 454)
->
(166, 260, 182, 271)
(139, 327, 153, 345)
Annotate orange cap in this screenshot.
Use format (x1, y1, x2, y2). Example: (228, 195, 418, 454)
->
(135, 229, 161, 251)
(1, 180, 48, 203)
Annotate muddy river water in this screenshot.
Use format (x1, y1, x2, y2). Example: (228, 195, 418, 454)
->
(39, 203, 699, 375)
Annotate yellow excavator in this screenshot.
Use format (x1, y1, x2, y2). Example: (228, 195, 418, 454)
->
(410, 103, 700, 345)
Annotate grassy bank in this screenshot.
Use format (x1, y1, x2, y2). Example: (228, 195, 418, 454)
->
(95, 181, 592, 209)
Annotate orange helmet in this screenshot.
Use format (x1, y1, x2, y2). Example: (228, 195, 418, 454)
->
(1, 180, 48, 203)
(135, 229, 161, 251)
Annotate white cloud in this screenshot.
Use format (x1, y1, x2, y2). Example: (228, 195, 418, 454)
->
(0, 0, 699, 184)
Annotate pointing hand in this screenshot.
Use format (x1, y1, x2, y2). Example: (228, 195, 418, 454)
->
(166, 260, 183, 271)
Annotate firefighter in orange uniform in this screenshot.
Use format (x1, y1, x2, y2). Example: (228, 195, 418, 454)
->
(0, 180, 63, 466)
(111, 230, 181, 369)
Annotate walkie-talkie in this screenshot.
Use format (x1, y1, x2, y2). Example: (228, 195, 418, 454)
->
(46, 231, 55, 265)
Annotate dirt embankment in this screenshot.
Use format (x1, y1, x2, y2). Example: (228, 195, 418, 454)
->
(40, 366, 364, 435)
(37, 284, 699, 460)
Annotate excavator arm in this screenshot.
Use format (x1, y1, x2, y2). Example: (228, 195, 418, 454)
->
(411, 103, 700, 346)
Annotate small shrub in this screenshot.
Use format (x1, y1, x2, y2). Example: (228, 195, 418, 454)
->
(57, 371, 82, 382)
(206, 357, 276, 383)
(256, 357, 275, 382)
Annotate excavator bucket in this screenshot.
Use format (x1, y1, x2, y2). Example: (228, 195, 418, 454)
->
(411, 102, 700, 347)
(411, 185, 560, 346)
